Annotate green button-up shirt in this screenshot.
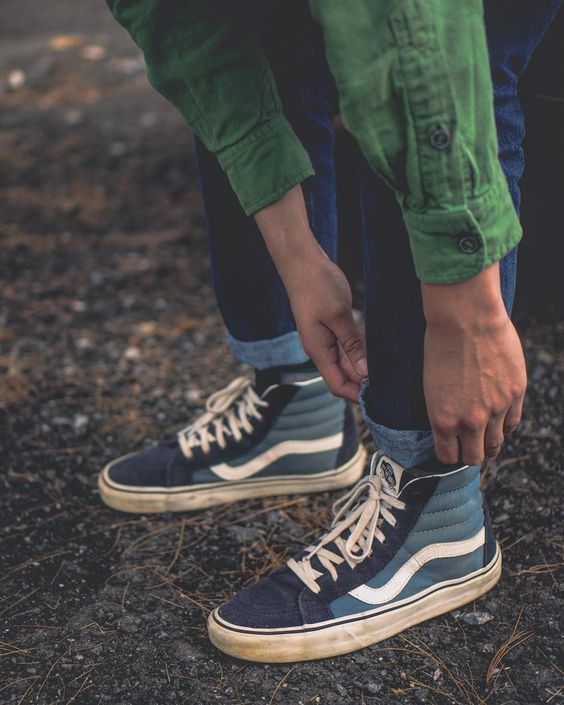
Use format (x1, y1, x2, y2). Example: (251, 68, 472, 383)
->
(107, 0, 522, 283)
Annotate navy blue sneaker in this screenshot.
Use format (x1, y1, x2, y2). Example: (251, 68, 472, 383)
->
(208, 452, 501, 662)
(98, 373, 365, 513)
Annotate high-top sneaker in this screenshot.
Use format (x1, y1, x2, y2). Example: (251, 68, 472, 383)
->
(208, 452, 501, 662)
(98, 373, 365, 513)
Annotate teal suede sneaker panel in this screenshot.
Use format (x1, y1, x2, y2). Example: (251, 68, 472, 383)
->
(330, 465, 484, 618)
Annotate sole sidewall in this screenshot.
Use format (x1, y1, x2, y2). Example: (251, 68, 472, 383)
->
(98, 446, 367, 513)
(208, 545, 503, 663)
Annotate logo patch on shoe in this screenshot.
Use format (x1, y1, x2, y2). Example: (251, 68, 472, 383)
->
(380, 460, 396, 488)
(373, 455, 405, 497)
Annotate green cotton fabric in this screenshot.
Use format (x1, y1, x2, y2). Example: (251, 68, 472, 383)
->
(106, 0, 522, 283)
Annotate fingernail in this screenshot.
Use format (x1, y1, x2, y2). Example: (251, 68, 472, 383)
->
(356, 357, 368, 377)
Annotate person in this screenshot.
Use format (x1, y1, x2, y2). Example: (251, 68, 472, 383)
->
(98, 0, 562, 662)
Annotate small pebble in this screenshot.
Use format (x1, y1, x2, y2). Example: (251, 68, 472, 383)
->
(81, 44, 106, 61)
(73, 414, 89, 432)
(8, 70, 26, 89)
(459, 611, 494, 626)
(335, 684, 347, 698)
(63, 109, 84, 126)
(109, 141, 127, 157)
(225, 525, 263, 543)
(76, 336, 93, 350)
(365, 682, 382, 695)
(124, 346, 141, 360)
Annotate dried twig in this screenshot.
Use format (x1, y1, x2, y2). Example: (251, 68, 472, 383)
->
(268, 667, 294, 705)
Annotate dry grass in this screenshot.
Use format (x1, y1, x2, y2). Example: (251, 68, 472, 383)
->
(486, 607, 535, 686)
(398, 633, 487, 705)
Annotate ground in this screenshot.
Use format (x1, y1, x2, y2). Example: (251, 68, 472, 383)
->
(1, 2, 563, 704)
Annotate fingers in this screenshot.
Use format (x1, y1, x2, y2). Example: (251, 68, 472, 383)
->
(484, 413, 505, 459)
(503, 396, 523, 436)
(433, 428, 460, 465)
(330, 311, 368, 378)
(432, 419, 491, 466)
(301, 323, 361, 403)
(432, 414, 505, 466)
(458, 424, 487, 466)
(317, 358, 361, 403)
(338, 343, 365, 386)
(300, 307, 367, 402)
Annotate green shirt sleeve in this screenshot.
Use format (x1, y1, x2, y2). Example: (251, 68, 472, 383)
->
(108, 0, 521, 283)
(310, 0, 522, 283)
(106, 0, 314, 215)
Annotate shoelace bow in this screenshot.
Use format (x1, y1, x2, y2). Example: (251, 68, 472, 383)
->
(288, 474, 406, 593)
(177, 376, 268, 458)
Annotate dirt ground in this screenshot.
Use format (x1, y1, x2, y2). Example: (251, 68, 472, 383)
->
(1, 2, 563, 704)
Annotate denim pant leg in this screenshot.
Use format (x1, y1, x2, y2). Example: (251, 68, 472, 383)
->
(195, 2, 338, 370)
(359, 0, 562, 467)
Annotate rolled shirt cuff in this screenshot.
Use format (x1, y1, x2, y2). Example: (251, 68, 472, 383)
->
(404, 169, 522, 284)
(217, 114, 315, 216)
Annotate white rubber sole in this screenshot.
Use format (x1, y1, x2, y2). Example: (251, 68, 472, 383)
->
(208, 543, 502, 663)
(98, 445, 366, 514)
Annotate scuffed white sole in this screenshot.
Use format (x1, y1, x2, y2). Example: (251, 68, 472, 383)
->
(98, 445, 366, 514)
(208, 544, 502, 663)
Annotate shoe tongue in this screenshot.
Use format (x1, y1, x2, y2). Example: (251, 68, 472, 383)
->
(372, 455, 409, 498)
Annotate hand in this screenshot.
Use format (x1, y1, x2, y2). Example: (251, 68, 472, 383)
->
(254, 186, 367, 402)
(286, 254, 368, 402)
(422, 264, 527, 466)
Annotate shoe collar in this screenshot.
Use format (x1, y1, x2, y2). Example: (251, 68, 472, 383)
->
(370, 452, 469, 500)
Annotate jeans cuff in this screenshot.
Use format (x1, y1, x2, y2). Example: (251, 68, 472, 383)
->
(226, 330, 308, 370)
(359, 379, 436, 467)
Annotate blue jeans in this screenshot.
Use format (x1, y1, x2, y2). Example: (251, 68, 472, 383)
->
(195, 0, 562, 466)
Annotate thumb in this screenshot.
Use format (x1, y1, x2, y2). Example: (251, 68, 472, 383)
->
(332, 311, 368, 378)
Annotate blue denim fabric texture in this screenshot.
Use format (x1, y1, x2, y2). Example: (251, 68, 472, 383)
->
(195, 0, 561, 465)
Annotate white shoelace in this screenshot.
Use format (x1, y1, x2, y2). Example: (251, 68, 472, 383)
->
(177, 377, 269, 458)
(288, 473, 406, 593)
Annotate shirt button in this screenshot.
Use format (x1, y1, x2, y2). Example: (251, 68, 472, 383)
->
(457, 234, 481, 254)
(429, 126, 451, 150)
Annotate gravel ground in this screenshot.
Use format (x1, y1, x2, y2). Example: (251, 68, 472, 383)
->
(1, 3, 563, 704)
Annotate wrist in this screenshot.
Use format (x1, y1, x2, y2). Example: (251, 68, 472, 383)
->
(254, 185, 328, 281)
(422, 262, 508, 332)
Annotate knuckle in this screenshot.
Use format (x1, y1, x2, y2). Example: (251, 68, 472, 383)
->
(330, 307, 349, 325)
(485, 442, 502, 458)
(328, 380, 344, 398)
(504, 418, 521, 434)
(461, 413, 487, 433)
(431, 415, 456, 435)
(490, 403, 507, 417)
(341, 335, 363, 354)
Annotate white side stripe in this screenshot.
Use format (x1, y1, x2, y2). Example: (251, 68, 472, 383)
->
(349, 527, 485, 605)
(210, 432, 344, 480)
